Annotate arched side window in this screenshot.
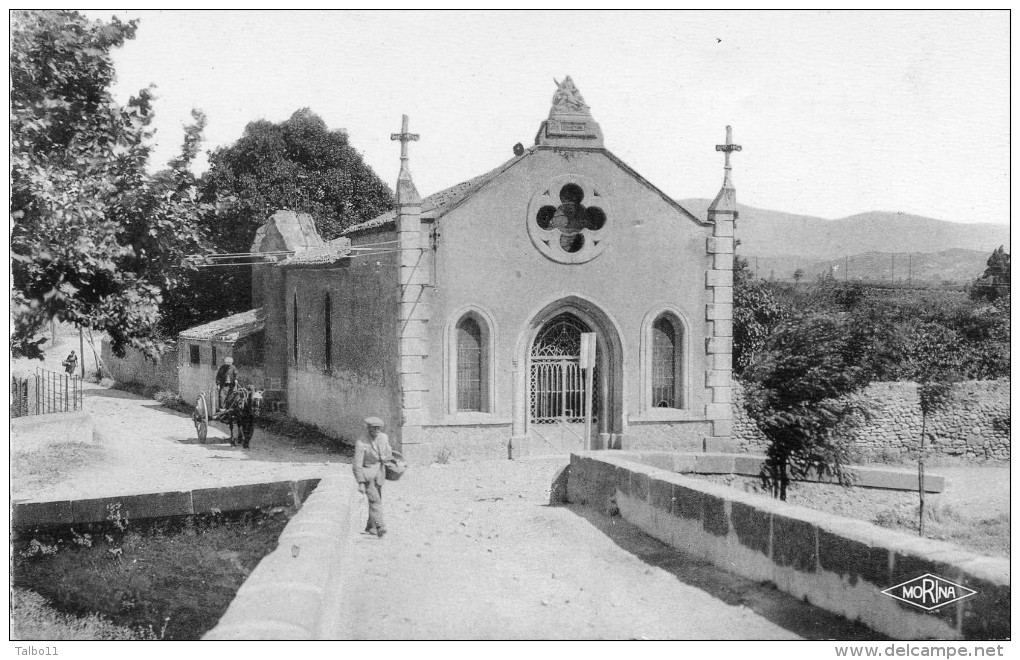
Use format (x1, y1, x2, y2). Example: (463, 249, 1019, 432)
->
(456, 317, 484, 411)
(639, 307, 689, 413)
(324, 293, 332, 372)
(651, 317, 680, 408)
(293, 292, 299, 363)
(445, 307, 496, 416)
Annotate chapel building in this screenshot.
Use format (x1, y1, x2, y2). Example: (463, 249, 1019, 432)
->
(250, 77, 740, 462)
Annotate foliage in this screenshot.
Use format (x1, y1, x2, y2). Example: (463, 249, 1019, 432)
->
(159, 108, 395, 336)
(741, 313, 873, 500)
(762, 281, 1009, 381)
(732, 255, 787, 375)
(10, 10, 209, 359)
(970, 245, 1010, 302)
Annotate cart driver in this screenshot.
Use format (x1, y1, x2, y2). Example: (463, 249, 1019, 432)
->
(215, 356, 238, 411)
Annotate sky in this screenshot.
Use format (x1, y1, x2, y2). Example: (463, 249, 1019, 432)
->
(85, 10, 1010, 224)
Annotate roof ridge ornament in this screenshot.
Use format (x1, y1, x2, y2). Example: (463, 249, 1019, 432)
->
(536, 76, 604, 148)
(391, 114, 421, 205)
(708, 125, 740, 218)
(715, 125, 742, 189)
(551, 76, 590, 114)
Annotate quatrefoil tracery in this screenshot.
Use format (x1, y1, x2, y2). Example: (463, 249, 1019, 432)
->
(527, 179, 610, 263)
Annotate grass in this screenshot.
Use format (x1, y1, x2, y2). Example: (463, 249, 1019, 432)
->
(691, 473, 1009, 559)
(871, 503, 1010, 558)
(12, 508, 293, 640)
(12, 589, 157, 641)
(12, 441, 106, 493)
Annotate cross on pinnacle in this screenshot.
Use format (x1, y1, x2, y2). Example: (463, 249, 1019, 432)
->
(391, 114, 419, 163)
(715, 125, 742, 169)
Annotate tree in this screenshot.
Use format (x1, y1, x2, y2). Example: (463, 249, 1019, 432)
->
(732, 255, 786, 376)
(907, 322, 964, 536)
(970, 245, 1010, 302)
(163, 109, 397, 335)
(741, 313, 873, 500)
(11, 11, 208, 359)
(201, 108, 394, 247)
(792, 268, 805, 286)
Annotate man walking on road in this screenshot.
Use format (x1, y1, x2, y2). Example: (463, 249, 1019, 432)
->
(353, 417, 393, 538)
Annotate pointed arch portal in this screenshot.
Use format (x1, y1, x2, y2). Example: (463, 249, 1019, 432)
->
(514, 296, 623, 454)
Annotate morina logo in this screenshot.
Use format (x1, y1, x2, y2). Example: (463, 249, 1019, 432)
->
(881, 573, 977, 611)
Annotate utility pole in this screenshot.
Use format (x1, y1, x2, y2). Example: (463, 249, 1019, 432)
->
(844, 255, 848, 282)
(79, 327, 85, 379)
(755, 257, 759, 280)
(908, 254, 913, 284)
(891, 254, 895, 283)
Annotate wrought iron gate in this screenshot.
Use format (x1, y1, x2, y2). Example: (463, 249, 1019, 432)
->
(529, 314, 599, 426)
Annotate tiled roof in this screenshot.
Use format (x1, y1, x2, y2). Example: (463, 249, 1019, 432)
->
(277, 237, 352, 266)
(340, 144, 707, 235)
(179, 308, 265, 341)
(342, 150, 533, 235)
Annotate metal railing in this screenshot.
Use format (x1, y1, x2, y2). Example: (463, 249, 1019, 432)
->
(10, 368, 83, 417)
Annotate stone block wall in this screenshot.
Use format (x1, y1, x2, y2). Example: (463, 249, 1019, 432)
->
(567, 451, 1010, 640)
(100, 340, 178, 393)
(733, 380, 1009, 461)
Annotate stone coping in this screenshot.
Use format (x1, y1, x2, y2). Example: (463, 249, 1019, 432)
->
(615, 450, 945, 493)
(568, 451, 1009, 640)
(11, 479, 322, 529)
(203, 475, 357, 640)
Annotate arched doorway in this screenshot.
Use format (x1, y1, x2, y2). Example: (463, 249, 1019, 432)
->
(516, 298, 623, 454)
(529, 314, 599, 451)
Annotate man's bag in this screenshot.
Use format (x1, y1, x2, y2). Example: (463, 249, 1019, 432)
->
(384, 451, 407, 481)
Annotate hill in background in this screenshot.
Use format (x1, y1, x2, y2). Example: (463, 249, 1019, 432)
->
(678, 199, 1009, 282)
(744, 248, 992, 284)
(680, 199, 1009, 259)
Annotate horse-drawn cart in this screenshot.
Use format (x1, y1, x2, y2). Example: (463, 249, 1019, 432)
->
(191, 384, 262, 447)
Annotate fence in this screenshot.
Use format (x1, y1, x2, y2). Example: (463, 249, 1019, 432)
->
(10, 368, 84, 418)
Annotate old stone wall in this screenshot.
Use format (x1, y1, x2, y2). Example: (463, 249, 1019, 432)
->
(101, 340, 178, 393)
(624, 421, 713, 452)
(733, 380, 1010, 461)
(284, 254, 400, 447)
(567, 451, 1009, 640)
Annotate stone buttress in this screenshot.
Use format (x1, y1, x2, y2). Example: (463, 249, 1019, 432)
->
(704, 126, 741, 452)
(392, 115, 430, 456)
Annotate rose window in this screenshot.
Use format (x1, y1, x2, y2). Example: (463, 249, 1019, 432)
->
(527, 177, 610, 264)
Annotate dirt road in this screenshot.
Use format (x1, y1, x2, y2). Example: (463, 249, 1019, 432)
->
(337, 458, 881, 640)
(13, 339, 344, 501)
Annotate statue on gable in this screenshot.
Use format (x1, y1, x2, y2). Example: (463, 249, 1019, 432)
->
(551, 76, 590, 113)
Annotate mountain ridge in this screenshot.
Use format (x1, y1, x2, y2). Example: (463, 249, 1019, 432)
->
(679, 199, 1010, 260)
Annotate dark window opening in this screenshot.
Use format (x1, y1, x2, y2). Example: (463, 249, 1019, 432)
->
(211, 346, 217, 367)
(293, 293, 299, 363)
(652, 316, 683, 408)
(189, 344, 200, 366)
(324, 293, 332, 372)
(457, 316, 484, 412)
(533, 183, 607, 254)
(560, 233, 584, 253)
(559, 183, 584, 205)
(536, 205, 557, 230)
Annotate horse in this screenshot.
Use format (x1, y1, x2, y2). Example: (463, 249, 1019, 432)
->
(216, 387, 264, 448)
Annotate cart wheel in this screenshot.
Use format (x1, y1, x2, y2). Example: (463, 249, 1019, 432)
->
(194, 393, 209, 444)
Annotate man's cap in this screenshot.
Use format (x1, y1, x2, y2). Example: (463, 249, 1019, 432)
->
(224, 356, 234, 364)
(364, 416, 385, 428)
